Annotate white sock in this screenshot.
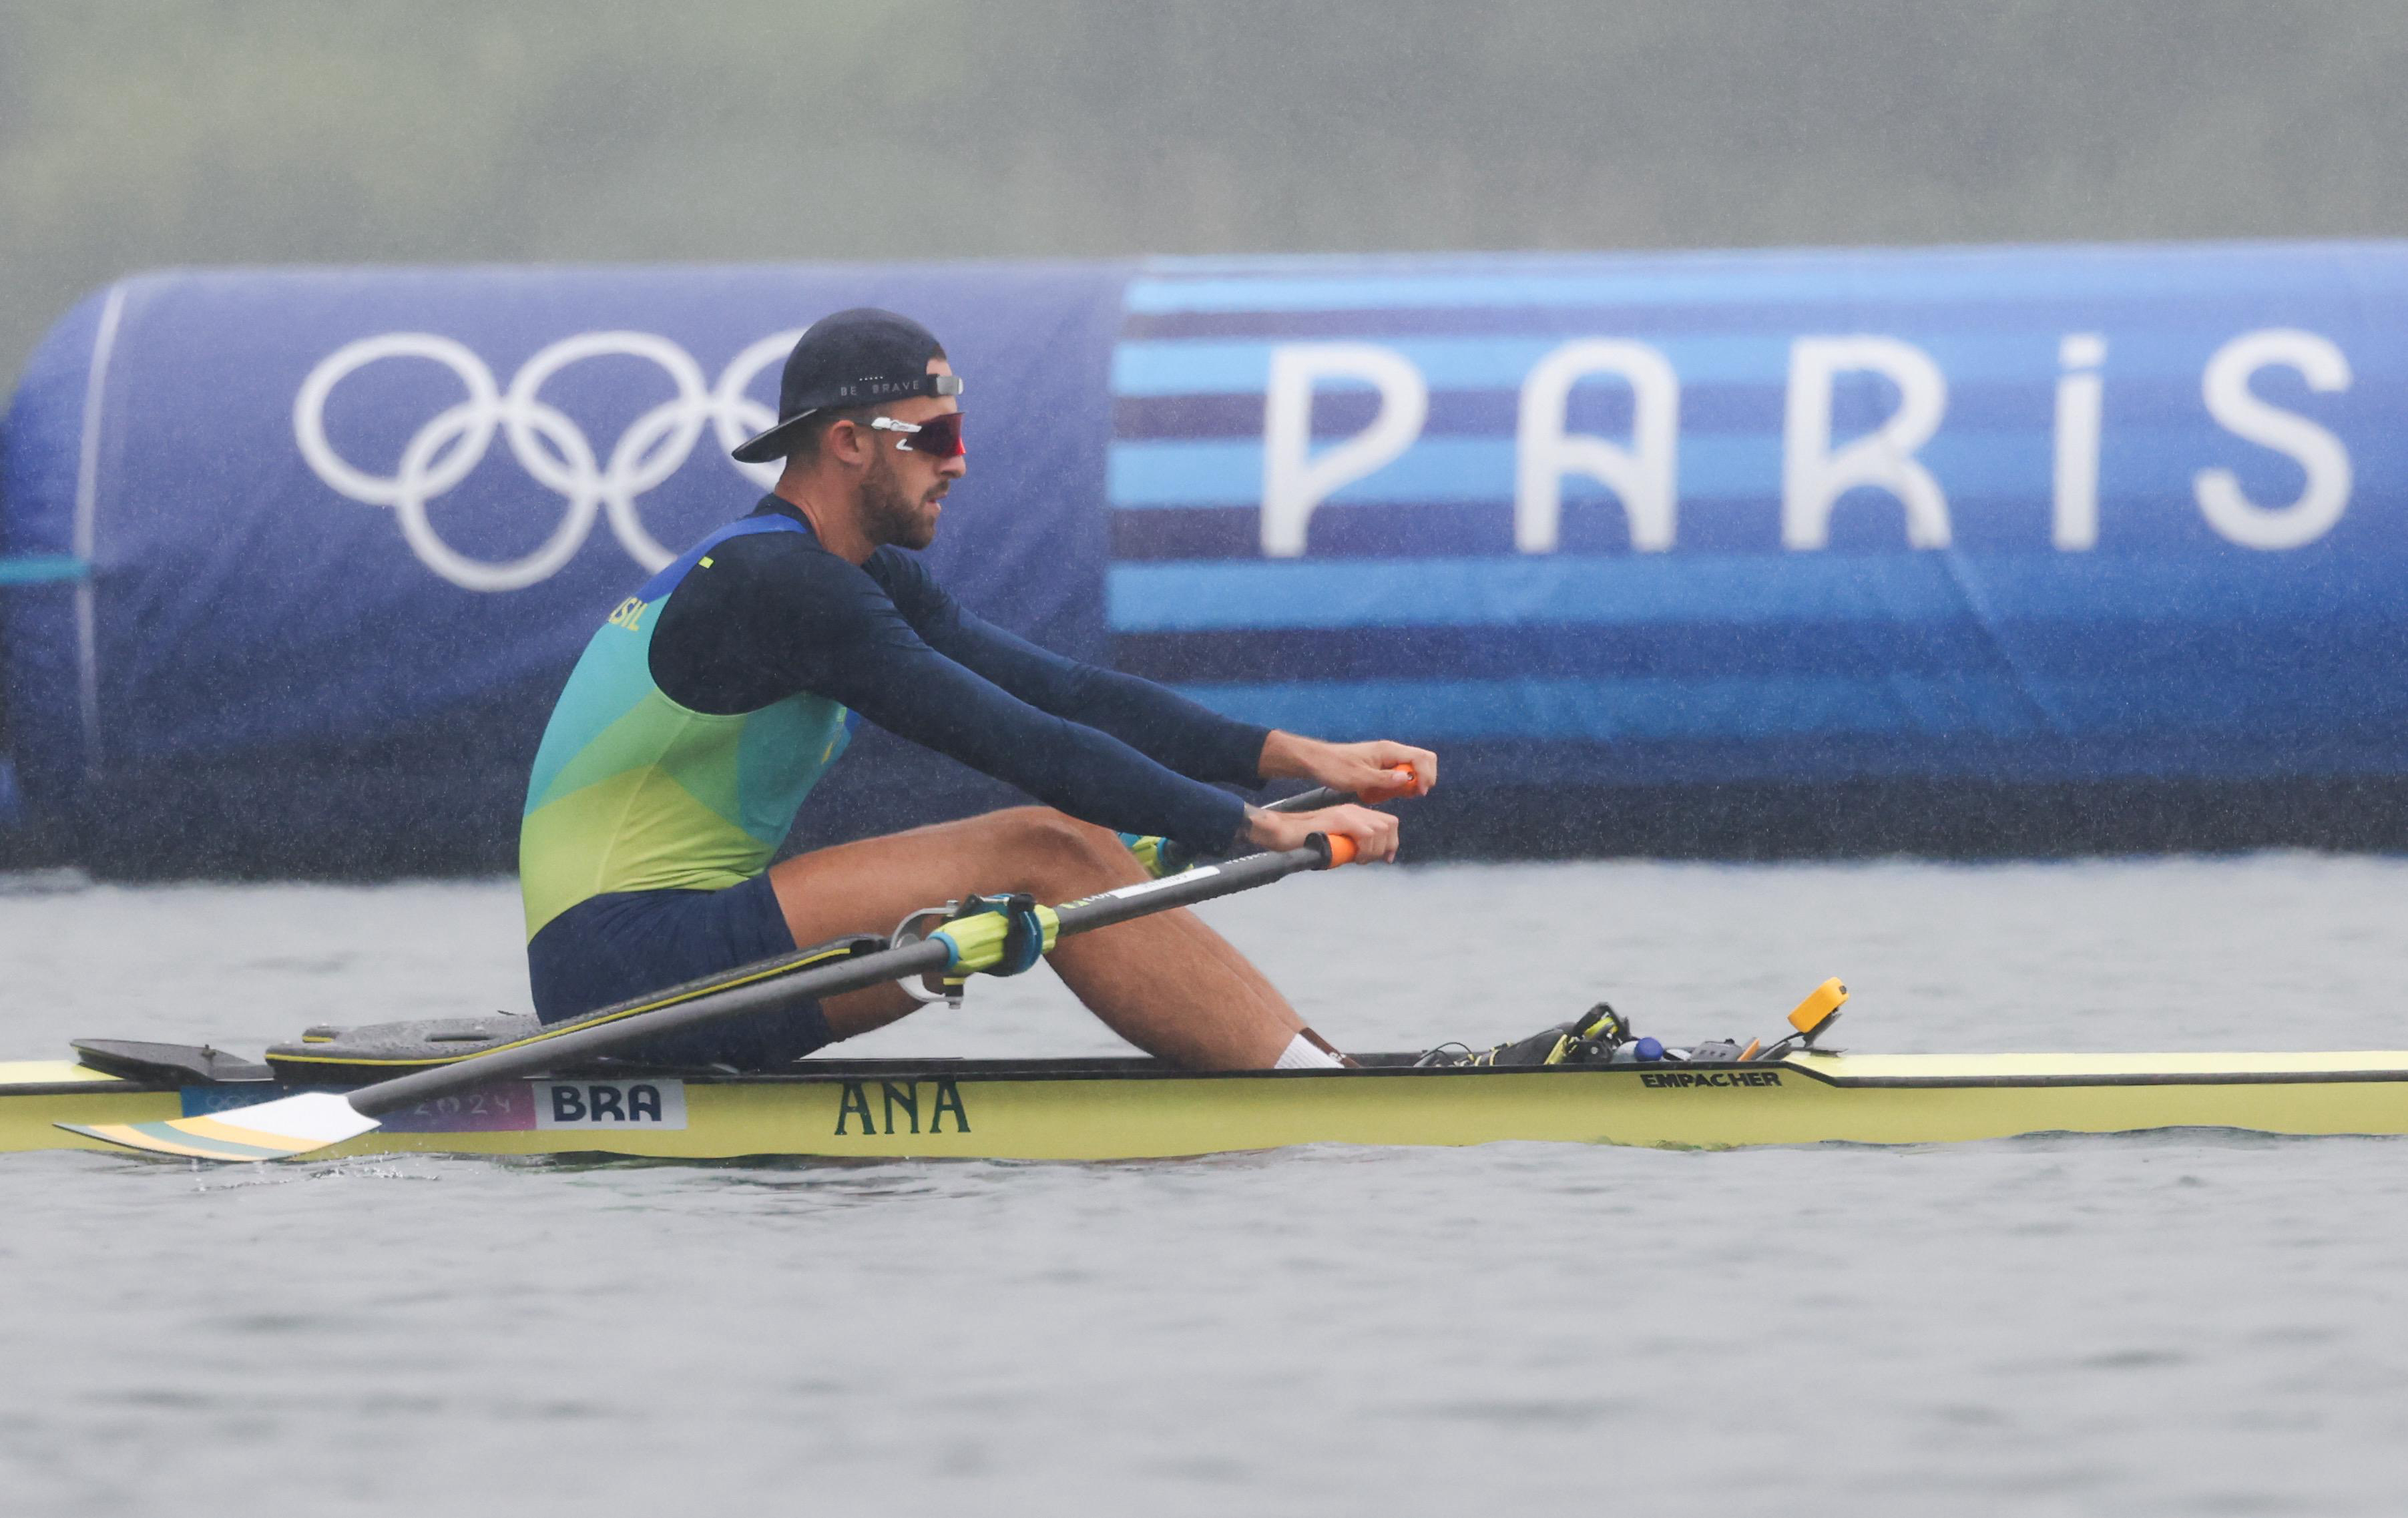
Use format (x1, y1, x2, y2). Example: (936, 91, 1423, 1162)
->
(1275, 1032, 1344, 1070)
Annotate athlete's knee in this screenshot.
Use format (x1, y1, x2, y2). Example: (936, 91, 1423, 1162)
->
(992, 808, 1144, 894)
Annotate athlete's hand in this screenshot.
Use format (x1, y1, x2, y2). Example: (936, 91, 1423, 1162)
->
(1244, 802, 1401, 863)
(1258, 732, 1437, 802)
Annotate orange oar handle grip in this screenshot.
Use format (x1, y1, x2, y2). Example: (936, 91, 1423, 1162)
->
(1316, 832, 1358, 868)
(1358, 764, 1422, 803)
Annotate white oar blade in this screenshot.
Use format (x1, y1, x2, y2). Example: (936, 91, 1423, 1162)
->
(59, 1091, 379, 1162)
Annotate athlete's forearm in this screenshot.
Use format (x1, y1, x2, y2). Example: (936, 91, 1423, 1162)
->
(826, 639, 1251, 855)
(1049, 664, 1269, 784)
(927, 607, 1268, 784)
(919, 702, 1252, 855)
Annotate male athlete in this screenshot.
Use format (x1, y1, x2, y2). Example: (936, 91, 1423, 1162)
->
(518, 308, 1435, 1071)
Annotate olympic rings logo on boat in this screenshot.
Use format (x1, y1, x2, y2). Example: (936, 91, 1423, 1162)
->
(292, 329, 802, 592)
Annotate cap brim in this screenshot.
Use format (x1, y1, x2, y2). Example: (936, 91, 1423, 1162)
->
(730, 410, 818, 465)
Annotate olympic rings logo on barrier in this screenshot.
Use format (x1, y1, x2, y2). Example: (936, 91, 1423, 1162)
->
(292, 329, 802, 592)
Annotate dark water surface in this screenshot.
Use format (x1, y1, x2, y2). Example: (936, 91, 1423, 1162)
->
(7, 856, 2408, 1515)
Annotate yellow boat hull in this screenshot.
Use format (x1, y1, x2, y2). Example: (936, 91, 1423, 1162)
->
(12, 1050, 2408, 1162)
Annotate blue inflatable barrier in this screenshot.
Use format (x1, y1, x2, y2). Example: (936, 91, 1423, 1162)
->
(7, 241, 2408, 871)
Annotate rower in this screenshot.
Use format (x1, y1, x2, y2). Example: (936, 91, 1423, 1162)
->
(517, 308, 1434, 1072)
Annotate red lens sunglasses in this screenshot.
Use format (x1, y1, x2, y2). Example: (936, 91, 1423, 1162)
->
(869, 412, 965, 458)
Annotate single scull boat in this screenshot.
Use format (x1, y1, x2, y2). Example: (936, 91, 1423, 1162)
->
(22, 792, 2408, 1161)
(13, 1041, 2408, 1160)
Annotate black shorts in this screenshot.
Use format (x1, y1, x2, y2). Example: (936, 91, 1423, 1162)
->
(525, 876, 833, 1070)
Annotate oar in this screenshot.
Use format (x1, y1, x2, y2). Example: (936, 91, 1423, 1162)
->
(62, 834, 1365, 1163)
(1126, 764, 1421, 876)
(1268, 764, 1423, 815)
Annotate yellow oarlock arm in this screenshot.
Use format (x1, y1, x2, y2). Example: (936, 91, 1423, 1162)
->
(929, 895, 1062, 977)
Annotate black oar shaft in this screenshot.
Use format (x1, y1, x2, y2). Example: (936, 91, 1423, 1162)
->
(351, 939, 946, 1116)
(1266, 784, 1349, 814)
(1266, 765, 1418, 815)
(1049, 837, 1333, 937)
(347, 841, 1335, 1118)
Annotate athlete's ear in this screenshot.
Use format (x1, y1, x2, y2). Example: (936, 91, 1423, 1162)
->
(824, 416, 876, 470)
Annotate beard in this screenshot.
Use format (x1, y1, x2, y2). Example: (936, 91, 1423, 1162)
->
(858, 447, 942, 551)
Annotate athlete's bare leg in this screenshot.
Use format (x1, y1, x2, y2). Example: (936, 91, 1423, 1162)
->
(766, 808, 1308, 1069)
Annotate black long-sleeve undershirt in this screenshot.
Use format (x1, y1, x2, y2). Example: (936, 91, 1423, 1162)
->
(645, 499, 1268, 854)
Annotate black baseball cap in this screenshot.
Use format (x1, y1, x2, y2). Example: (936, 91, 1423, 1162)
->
(730, 307, 963, 463)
